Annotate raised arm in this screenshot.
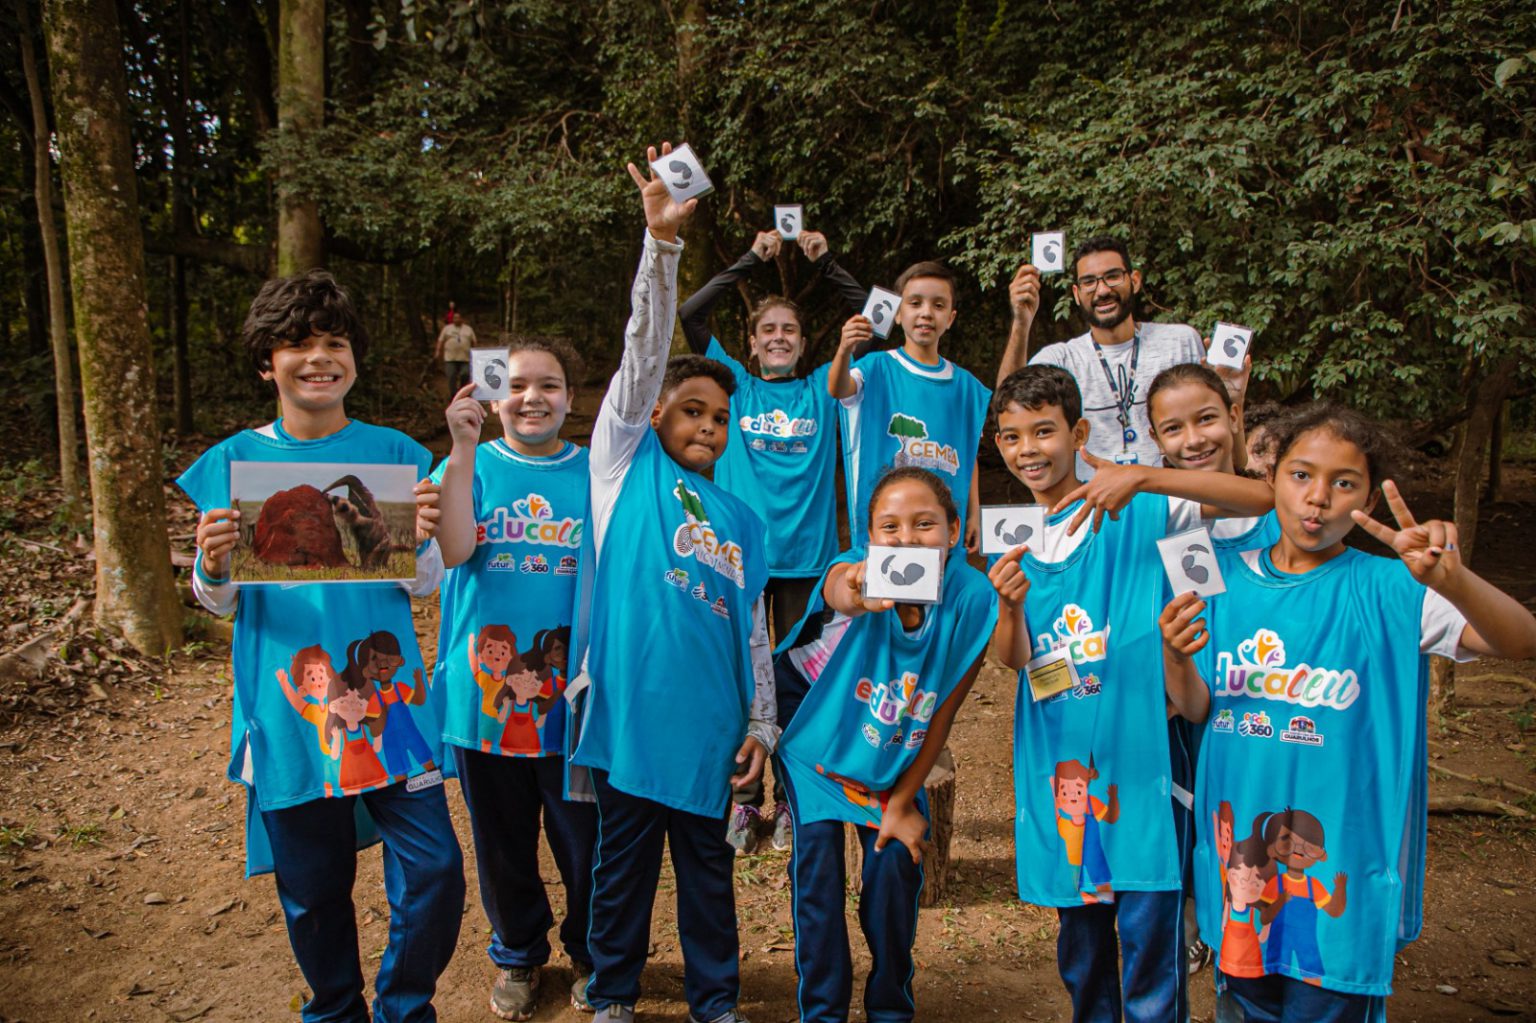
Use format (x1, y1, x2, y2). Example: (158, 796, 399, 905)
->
(436, 382, 486, 568)
(1052, 449, 1274, 535)
(828, 315, 872, 400)
(996, 262, 1041, 386)
(678, 233, 777, 355)
(804, 233, 870, 317)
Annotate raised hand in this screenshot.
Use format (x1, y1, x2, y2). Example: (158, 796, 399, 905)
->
(446, 381, 485, 448)
(1052, 448, 1145, 534)
(988, 544, 1031, 609)
(413, 478, 442, 543)
(196, 508, 241, 578)
(1009, 262, 1041, 323)
(751, 230, 781, 262)
(1202, 336, 1252, 406)
(1351, 480, 1460, 588)
(798, 230, 829, 262)
(626, 143, 698, 243)
(1159, 591, 1210, 658)
(840, 314, 874, 354)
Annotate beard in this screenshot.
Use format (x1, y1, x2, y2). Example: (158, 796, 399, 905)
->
(1080, 290, 1134, 330)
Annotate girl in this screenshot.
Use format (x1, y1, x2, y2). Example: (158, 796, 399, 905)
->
(435, 337, 597, 1019)
(323, 671, 388, 797)
(344, 630, 436, 781)
(774, 467, 997, 1023)
(679, 226, 869, 854)
(1160, 403, 1536, 1022)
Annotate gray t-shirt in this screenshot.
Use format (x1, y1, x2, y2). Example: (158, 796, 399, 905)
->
(1030, 321, 1204, 477)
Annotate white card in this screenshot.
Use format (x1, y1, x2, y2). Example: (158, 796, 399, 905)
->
(650, 142, 714, 203)
(863, 545, 945, 605)
(1032, 231, 1066, 274)
(470, 347, 510, 401)
(774, 204, 803, 240)
(861, 286, 902, 339)
(1208, 322, 1254, 370)
(980, 504, 1047, 556)
(1157, 526, 1227, 598)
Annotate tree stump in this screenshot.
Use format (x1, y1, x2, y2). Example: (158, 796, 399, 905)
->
(844, 747, 958, 907)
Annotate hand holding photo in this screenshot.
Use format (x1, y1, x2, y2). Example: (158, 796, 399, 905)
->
(774, 204, 803, 240)
(863, 545, 945, 605)
(980, 504, 1047, 556)
(470, 347, 511, 401)
(228, 461, 420, 584)
(649, 142, 714, 203)
(1208, 322, 1254, 370)
(1157, 526, 1227, 598)
(861, 286, 903, 340)
(1032, 231, 1066, 275)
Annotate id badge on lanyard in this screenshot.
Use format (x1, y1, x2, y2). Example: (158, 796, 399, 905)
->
(1091, 329, 1141, 462)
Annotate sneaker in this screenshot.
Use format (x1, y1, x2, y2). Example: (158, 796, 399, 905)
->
(1187, 937, 1214, 976)
(727, 804, 761, 856)
(592, 1005, 635, 1022)
(769, 802, 792, 851)
(688, 1011, 751, 1023)
(570, 962, 594, 1012)
(490, 966, 540, 1021)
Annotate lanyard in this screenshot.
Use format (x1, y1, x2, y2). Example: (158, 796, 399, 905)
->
(1089, 328, 1141, 449)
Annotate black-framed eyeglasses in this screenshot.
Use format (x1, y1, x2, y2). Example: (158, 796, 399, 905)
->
(1074, 269, 1129, 291)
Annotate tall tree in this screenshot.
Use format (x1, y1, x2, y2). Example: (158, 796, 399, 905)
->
(276, 0, 323, 273)
(43, 0, 182, 653)
(15, 0, 80, 519)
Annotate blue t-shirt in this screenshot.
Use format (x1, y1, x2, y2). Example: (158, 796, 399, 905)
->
(1011, 492, 1180, 906)
(572, 428, 769, 816)
(707, 339, 841, 578)
(840, 349, 991, 548)
(176, 420, 444, 873)
(1193, 547, 1454, 996)
(776, 548, 997, 827)
(431, 440, 587, 758)
(1212, 510, 1281, 552)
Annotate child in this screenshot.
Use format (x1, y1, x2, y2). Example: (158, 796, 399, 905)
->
(180, 271, 464, 1022)
(570, 145, 774, 1023)
(774, 467, 997, 1023)
(432, 337, 597, 1019)
(1159, 403, 1536, 1022)
(678, 226, 868, 853)
(985, 365, 1272, 1023)
(829, 261, 991, 553)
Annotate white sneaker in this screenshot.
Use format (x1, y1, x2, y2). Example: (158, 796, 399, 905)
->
(727, 804, 761, 856)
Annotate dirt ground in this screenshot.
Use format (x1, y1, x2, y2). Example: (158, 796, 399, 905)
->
(2, 411, 1536, 1022)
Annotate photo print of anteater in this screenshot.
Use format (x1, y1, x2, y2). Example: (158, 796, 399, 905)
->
(228, 461, 420, 583)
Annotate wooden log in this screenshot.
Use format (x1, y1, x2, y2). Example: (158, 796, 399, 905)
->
(843, 747, 958, 908)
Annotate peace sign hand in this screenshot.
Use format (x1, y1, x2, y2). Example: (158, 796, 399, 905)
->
(1350, 480, 1461, 588)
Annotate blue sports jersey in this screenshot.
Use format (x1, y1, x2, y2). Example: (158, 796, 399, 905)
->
(176, 420, 444, 875)
(431, 440, 586, 758)
(1194, 547, 1448, 996)
(777, 548, 997, 827)
(840, 349, 991, 548)
(572, 428, 769, 816)
(707, 339, 840, 578)
(1012, 492, 1180, 906)
(1212, 510, 1281, 552)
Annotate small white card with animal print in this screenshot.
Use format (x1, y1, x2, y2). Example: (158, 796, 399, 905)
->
(1032, 231, 1067, 275)
(775, 204, 803, 240)
(861, 286, 903, 340)
(863, 545, 945, 605)
(980, 504, 1047, 556)
(470, 347, 510, 401)
(1157, 526, 1226, 598)
(650, 142, 714, 203)
(1208, 322, 1254, 370)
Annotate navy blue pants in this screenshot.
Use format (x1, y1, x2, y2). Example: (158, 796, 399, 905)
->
(788, 813, 924, 1022)
(453, 747, 596, 970)
(585, 770, 739, 1019)
(261, 780, 465, 1023)
(1225, 975, 1373, 1023)
(1056, 889, 1188, 1023)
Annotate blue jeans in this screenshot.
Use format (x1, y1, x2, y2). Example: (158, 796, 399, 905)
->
(261, 781, 464, 1023)
(452, 747, 595, 969)
(1057, 889, 1188, 1023)
(1225, 974, 1374, 1023)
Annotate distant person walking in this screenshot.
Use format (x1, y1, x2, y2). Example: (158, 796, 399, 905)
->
(436, 310, 478, 397)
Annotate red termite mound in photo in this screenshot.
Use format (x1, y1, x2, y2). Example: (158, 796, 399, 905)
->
(253, 485, 350, 567)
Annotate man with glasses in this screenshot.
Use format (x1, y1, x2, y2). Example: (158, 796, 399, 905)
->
(998, 236, 1223, 477)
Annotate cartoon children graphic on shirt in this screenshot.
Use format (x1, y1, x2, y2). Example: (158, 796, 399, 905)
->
(1053, 757, 1119, 903)
(1258, 808, 1346, 983)
(276, 645, 341, 757)
(468, 624, 542, 754)
(345, 631, 436, 781)
(523, 626, 572, 749)
(1213, 800, 1236, 888)
(324, 671, 389, 796)
(1219, 813, 1273, 979)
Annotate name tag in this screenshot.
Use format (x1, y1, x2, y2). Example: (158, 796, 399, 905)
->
(406, 769, 444, 793)
(1024, 647, 1079, 702)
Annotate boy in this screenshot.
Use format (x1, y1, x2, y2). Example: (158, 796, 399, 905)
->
(571, 144, 774, 1023)
(180, 271, 464, 1022)
(829, 261, 991, 552)
(985, 365, 1270, 1023)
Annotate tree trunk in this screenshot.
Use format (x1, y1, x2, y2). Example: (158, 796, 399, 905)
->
(17, 0, 82, 521)
(1485, 399, 1506, 504)
(43, 0, 182, 654)
(168, 0, 193, 434)
(276, 0, 324, 274)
